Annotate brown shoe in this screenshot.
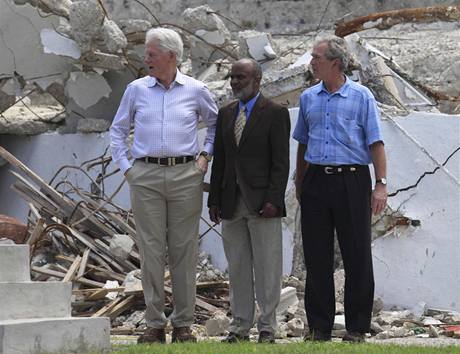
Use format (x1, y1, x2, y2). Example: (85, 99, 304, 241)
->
(137, 327, 166, 344)
(342, 331, 365, 343)
(172, 326, 197, 343)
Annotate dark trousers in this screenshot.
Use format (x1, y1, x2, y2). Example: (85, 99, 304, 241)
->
(300, 164, 374, 334)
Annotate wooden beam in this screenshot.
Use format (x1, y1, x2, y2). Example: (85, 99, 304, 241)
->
(335, 5, 460, 37)
(63, 255, 82, 282)
(31, 266, 104, 287)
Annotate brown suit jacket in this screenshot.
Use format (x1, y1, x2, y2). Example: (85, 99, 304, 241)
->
(208, 94, 290, 219)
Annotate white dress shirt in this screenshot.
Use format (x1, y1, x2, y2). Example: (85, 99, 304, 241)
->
(110, 70, 218, 173)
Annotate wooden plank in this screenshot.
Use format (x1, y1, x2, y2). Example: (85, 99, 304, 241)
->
(107, 295, 137, 319)
(77, 249, 91, 278)
(164, 286, 219, 312)
(62, 255, 82, 282)
(91, 297, 123, 318)
(31, 266, 104, 288)
(57, 254, 126, 282)
(27, 218, 46, 248)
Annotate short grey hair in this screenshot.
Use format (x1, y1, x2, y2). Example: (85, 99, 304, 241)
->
(315, 36, 351, 71)
(145, 27, 183, 64)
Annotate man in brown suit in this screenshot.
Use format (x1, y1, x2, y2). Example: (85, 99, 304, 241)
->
(208, 58, 290, 343)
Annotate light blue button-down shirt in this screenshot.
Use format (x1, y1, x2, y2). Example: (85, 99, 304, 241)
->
(110, 70, 218, 173)
(293, 77, 383, 165)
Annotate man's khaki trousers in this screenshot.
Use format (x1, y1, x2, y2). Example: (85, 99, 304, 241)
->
(222, 193, 283, 335)
(126, 159, 204, 328)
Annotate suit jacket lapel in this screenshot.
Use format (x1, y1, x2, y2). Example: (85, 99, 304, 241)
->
(238, 95, 266, 148)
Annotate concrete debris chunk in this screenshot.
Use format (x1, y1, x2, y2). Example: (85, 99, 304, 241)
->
(276, 287, 299, 315)
(118, 19, 152, 35)
(101, 18, 128, 53)
(40, 29, 81, 60)
(79, 51, 127, 70)
(238, 30, 277, 64)
(333, 315, 345, 330)
(14, 0, 72, 18)
(69, 0, 105, 53)
(109, 234, 135, 260)
(181, 5, 233, 76)
(205, 310, 230, 336)
(286, 318, 304, 337)
(65, 71, 112, 109)
(76, 118, 111, 133)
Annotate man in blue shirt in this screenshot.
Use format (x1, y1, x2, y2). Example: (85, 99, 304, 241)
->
(293, 37, 387, 342)
(209, 58, 290, 343)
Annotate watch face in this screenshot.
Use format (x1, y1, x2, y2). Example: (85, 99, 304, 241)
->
(378, 178, 387, 185)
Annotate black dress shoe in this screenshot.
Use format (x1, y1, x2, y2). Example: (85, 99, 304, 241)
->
(343, 331, 365, 343)
(258, 331, 275, 344)
(303, 328, 331, 341)
(221, 332, 250, 343)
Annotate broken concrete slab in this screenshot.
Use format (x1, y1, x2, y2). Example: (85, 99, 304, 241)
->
(69, 0, 105, 53)
(181, 5, 233, 76)
(65, 72, 112, 110)
(76, 118, 111, 133)
(14, 0, 72, 18)
(0, 0, 73, 82)
(40, 28, 81, 60)
(238, 30, 277, 64)
(101, 18, 128, 53)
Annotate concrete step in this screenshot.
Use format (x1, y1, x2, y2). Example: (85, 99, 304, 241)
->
(0, 244, 30, 282)
(0, 282, 71, 321)
(0, 317, 110, 354)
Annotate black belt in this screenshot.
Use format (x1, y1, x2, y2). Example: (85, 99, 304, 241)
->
(311, 164, 366, 175)
(137, 156, 194, 166)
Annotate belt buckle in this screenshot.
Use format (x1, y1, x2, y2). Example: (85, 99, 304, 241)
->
(324, 166, 334, 175)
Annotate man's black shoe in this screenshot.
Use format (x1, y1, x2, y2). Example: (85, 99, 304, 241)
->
(303, 328, 331, 341)
(221, 332, 250, 343)
(343, 331, 365, 343)
(258, 331, 275, 344)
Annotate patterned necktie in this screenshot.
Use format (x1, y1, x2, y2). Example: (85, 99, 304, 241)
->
(234, 105, 246, 146)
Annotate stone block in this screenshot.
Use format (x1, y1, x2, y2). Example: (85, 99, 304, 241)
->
(0, 282, 71, 320)
(0, 317, 110, 354)
(0, 245, 30, 282)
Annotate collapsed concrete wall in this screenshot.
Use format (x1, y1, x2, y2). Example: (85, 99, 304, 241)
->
(102, 0, 459, 33)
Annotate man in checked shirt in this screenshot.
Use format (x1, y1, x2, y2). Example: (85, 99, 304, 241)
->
(110, 27, 217, 344)
(293, 36, 387, 343)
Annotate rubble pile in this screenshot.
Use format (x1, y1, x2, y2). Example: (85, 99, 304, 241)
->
(0, 145, 231, 337)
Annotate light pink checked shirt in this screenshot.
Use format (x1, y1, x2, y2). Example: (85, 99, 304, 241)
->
(110, 70, 218, 174)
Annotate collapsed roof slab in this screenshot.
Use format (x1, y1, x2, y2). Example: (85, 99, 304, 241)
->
(0, 0, 73, 83)
(374, 112, 460, 312)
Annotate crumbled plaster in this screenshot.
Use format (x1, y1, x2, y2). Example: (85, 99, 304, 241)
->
(40, 29, 81, 60)
(65, 71, 112, 110)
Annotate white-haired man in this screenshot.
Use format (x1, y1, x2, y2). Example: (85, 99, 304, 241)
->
(110, 27, 218, 344)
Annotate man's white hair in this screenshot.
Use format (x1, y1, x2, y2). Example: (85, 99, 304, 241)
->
(145, 27, 183, 64)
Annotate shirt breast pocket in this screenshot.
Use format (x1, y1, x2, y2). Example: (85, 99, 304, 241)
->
(335, 113, 360, 144)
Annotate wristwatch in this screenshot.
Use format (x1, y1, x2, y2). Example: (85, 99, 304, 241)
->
(376, 177, 387, 186)
(199, 151, 212, 162)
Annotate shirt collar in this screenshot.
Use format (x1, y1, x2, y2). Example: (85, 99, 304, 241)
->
(317, 75, 350, 97)
(238, 92, 260, 112)
(146, 69, 185, 88)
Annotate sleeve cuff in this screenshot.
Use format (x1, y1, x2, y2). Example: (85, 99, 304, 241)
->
(119, 159, 133, 174)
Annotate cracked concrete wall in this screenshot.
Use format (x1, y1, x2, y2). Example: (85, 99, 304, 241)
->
(374, 112, 460, 312)
(0, 0, 72, 84)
